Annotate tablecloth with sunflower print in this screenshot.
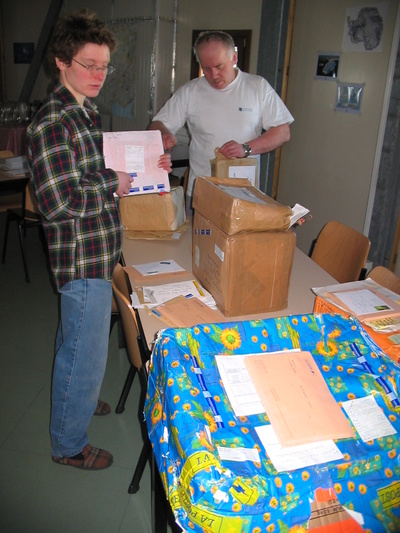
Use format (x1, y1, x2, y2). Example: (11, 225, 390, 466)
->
(144, 312, 400, 533)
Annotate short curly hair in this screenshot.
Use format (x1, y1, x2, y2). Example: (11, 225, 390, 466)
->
(48, 9, 117, 77)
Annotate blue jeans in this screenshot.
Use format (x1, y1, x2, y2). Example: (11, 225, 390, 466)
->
(50, 278, 112, 458)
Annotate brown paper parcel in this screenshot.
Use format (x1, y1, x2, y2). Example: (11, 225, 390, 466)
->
(210, 148, 259, 187)
(193, 177, 292, 235)
(119, 186, 186, 232)
(192, 211, 296, 316)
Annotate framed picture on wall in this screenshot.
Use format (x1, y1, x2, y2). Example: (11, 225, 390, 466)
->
(315, 52, 340, 80)
(335, 82, 365, 114)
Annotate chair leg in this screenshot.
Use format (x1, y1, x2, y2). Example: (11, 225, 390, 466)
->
(1, 211, 11, 264)
(128, 437, 152, 494)
(115, 365, 136, 414)
(17, 222, 30, 283)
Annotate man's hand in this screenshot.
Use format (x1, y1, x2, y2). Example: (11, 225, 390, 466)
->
(218, 140, 246, 159)
(149, 120, 177, 151)
(115, 171, 133, 197)
(158, 153, 172, 173)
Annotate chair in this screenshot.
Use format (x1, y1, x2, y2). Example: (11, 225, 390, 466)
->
(367, 266, 400, 294)
(309, 220, 371, 283)
(111, 264, 152, 494)
(2, 180, 44, 282)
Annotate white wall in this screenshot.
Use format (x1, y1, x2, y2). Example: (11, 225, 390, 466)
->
(277, 0, 400, 254)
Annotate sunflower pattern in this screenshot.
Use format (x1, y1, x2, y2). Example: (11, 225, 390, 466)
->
(144, 313, 400, 532)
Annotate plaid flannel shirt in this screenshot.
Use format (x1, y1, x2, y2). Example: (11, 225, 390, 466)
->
(27, 83, 122, 291)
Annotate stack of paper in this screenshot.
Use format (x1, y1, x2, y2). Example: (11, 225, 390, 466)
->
(0, 155, 28, 175)
(313, 279, 400, 332)
(131, 279, 216, 310)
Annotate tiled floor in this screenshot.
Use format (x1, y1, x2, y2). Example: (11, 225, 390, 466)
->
(0, 211, 172, 532)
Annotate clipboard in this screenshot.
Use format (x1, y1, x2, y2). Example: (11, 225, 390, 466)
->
(103, 130, 170, 195)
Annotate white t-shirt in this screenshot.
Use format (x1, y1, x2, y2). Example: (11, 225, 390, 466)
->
(153, 69, 294, 196)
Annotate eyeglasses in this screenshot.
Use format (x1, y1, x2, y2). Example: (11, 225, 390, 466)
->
(72, 58, 115, 76)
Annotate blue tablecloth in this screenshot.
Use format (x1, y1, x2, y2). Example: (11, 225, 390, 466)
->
(144, 313, 400, 532)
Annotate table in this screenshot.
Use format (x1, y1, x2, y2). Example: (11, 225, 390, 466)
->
(121, 223, 338, 347)
(145, 313, 400, 533)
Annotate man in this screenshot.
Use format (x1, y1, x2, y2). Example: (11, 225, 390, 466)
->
(149, 30, 294, 208)
(27, 10, 171, 470)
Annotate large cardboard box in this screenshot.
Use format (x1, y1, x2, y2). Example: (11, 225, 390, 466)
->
(193, 177, 292, 235)
(119, 186, 186, 231)
(192, 212, 296, 316)
(210, 149, 259, 187)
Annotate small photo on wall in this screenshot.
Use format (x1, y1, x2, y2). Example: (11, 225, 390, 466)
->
(335, 82, 364, 114)
(315, 52, 340, 80)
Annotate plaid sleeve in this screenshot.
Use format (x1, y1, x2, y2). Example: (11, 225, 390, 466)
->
(28, 120, 119, 222)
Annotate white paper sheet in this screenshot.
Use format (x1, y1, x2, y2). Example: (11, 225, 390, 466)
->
(333, 289, 394, 316)
(215, 355, 266, 416)
(342, 395, 397, 442)
(228, 166, 257, 186)
(255, 425, 344, 473)
(217, 446, 260, 463)
(136, 279, 215, 309)
(132, 259, 185, 276)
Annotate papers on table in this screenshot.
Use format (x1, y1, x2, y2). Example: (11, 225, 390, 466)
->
(244, 351, 354, 446)
(216, 351, 398, 473)
(215, 354, 266, 417)
(131, 279, 216, 310)
(103, 130, 170, 196)
(132, 259, 185, 277)
(313, 279, 400, 332)
(255, 424, 344, 473)
(0, 155, 28, 175)
(342, 395, 396, 442)
(150, 296, 221, 328)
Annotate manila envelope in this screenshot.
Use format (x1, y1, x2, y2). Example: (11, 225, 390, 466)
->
(244, 351, 354, 446)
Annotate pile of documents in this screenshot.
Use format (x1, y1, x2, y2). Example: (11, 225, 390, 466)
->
(216, 349, 396, 473)
(128, 259, 220, 327)
(0, 155, 28, 175)
(313, 278, 400, 332)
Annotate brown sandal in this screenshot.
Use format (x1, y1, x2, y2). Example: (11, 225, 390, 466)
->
(94, 399, 111, 416)
(52, 444, 113, 470)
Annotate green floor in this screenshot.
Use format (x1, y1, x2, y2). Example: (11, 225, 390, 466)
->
(0, 211, 157, 532)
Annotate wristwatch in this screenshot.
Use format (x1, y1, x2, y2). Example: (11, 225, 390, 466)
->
(242, 144, 252, 158)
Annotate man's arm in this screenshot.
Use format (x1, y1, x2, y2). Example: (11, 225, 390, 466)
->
(148, 120, 177, 151)
(218, 123, 291, 159)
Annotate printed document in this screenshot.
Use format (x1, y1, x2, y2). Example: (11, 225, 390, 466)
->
(255, 425, 344, 472)
(103, 130, 170, 196)
(342, 395, 396, 442)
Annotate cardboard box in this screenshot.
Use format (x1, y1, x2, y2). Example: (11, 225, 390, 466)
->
(193, 177, 292, 235)
(210, 149, 259, 187)
(192, 212, 295, 316)
(119, 186, 186, 232)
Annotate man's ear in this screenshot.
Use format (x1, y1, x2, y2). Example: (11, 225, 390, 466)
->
(232, 51, 238, 65)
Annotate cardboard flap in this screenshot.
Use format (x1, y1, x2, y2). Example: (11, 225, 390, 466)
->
(193, 177, 292, 234)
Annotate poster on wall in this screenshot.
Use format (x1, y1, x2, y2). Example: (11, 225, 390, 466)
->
(335, 82, 364, 114)
(342, 4, 388, 52)
(315, 52, 340, 80)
